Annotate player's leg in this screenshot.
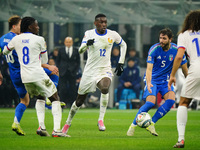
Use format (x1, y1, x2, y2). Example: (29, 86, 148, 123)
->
(96, 77, 111, 131)
(127, 83, 157, 136)
(12, 81, 29, 136)
(152, 91, 175, 123)
(12, 93, 29, 136)
(35, 95, 50, 136)
(127, 95, 156, 136)
(62, 94, 87, 134)
(173, 97, 192, 148)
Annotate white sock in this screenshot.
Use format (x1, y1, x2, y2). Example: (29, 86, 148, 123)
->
(66, 101, 80, 125)
(35, 100, 46, 129)
(131, 123, 137, 127)
(14, 116, 19, 124)
(98, 93, 109, 121)
(177, 106, 187, 141)
(52, 101, 62, 132)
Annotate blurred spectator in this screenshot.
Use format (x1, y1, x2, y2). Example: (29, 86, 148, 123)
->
(57, 37, 80, 107)
(111, 47, 120, 68)
(126, 48, 140, 66)
(49, 47, 59, 64)
(48, 58, 56, 66)
(116, 58, 141, 103)
(0, 55, 19, 107)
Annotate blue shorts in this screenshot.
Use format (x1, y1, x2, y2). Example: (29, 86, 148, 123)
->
(12, 78, 27, 99)
(142, 81, 174, 100)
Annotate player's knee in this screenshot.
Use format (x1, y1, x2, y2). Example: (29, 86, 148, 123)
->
(49, 92, 60, 102)
(101, 87, 109, 94)
(76, 99, 84, 107)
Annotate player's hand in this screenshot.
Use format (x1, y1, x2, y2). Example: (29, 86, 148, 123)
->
(168, 76, 176, 90)
(86, 39, 95, 46)
(48, 65, 59, 75)
(147, 83, 153, 93)
(114, 63, 124, 76)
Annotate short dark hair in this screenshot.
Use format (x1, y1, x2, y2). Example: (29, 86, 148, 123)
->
(95, 14, 106, 21)
(20, 17, 36, 33)
(159, 28, 173, 39)
(8, 15, 21, 30)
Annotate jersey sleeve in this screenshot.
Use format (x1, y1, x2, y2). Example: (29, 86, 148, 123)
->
(177, 33, 186, 50)
(146, 45, 157, 64)
(39, 37, 48, 64)
(39, 37, 47, 53)
(81, 31, 89, 44)
(3, 37, 15, 55)
(113, 31, 123, 45)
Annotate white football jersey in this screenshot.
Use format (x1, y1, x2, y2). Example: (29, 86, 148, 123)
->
(177, 30, 200, 77)
(6, 33, 48, 83)
(81, 29, 123, 76)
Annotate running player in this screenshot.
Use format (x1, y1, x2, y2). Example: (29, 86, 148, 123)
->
(168, 10, 200, 148)
(62, 13, 127, 135)
(3, 16, 66, 137)
(0, 15, 28, 135)
(127, 28, 188, 136)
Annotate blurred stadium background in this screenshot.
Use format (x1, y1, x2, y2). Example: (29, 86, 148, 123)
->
(0, 0, 200, 108)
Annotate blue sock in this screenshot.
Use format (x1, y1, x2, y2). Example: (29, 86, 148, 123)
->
(152, 99, 175, 123)
(14, 103, 26, 123)
(45, 104, 52, 109)
(133, 101, 155, 125)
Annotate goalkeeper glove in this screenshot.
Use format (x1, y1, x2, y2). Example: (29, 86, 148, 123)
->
(86, 39, 95, 46)
(114, 63, 124, 76)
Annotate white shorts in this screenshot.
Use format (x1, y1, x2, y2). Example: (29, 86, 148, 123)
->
(78, 71, 112, 95)
(181, 76, 200, 100)
(24, 78, 57, 98)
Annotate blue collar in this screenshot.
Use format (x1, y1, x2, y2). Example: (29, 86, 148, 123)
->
(95, 29, 107, 36)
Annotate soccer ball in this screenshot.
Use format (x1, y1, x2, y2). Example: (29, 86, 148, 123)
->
(136, 112, 152, 128)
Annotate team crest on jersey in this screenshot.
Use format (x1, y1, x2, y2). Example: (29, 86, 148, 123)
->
(169, 55, 173, 61)
(108, 38, 113, 43)
(148, 56, 152, 61)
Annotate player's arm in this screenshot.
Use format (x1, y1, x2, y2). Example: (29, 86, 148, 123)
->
(79, 42, 88, 54)
(79, 39, 95, 54)
(42, 63, 59, 76)
(118, 40, 127, 64)
(79, 31, 94, 54)
(40, 50, 48, 64)
(2, 40, 15, 55)
(115, 37, 127, 76)
(168, 47, 185, 88)
(146, 63, 153, 93)
(181, 63, 188, 78)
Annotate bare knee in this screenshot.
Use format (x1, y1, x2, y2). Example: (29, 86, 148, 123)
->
(101, 87, 109, 94)
(20, 93, 30, 107)
(49, 92, 60, 102)
(179, 97, 192, 107)
(76, 94, 87, 107)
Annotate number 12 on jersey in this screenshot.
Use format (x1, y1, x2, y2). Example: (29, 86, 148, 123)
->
(100, 49, 106, 56)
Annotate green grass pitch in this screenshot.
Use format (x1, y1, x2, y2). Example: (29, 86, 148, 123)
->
(0, 108, 199, 150)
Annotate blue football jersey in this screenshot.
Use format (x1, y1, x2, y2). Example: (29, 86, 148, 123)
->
(144, 43, 187, 84)
(0, 32, 20, 80)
